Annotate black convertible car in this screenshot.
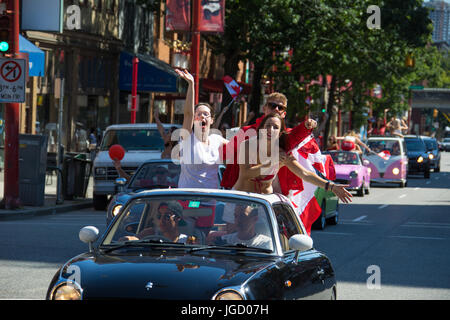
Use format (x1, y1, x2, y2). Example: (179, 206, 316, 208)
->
(46, 189, 336, 300)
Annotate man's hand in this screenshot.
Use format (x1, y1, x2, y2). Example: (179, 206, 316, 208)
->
(305, 119, 317, 130)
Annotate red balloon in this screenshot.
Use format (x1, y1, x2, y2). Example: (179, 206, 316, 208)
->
(109, 144, 125, 160)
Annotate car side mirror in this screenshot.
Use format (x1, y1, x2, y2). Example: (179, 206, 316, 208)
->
(363, 159, 370, 166)
(79, 226, 99, 253)
(289, 234, 313, 252)
(115, 177, 127, 193)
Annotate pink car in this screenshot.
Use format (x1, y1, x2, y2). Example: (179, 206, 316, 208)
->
(325, 150, 371, 197)
(363, 137, 408, 188)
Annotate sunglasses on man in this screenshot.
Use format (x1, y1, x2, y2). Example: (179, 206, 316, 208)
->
(267, 102, 286, 112)
(157, 212, 179, 221)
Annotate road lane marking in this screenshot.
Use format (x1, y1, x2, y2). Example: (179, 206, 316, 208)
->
(378, 204, 389, 210)
(315, 232, 353, 236)
(399, 194, 407, 199)
(389, 235, 445, 241)
(353, 215, 367, 222)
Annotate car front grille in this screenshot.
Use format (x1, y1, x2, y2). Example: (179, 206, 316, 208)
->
(94, 167, 137, 181)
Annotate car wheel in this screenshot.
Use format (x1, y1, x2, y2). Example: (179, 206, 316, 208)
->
(93, 194, 108, 211)
(364, 182, 370, 194)
(326, 202, 339, 225)
(313, 202, 327, 230)
(357, 182, 364, 197)
(424, 167, 430, 179)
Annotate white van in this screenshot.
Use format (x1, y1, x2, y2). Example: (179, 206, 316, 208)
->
(93, 123, 180, 210)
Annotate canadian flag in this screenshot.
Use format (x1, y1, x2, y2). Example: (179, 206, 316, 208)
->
(378, 150, 391, 160)
(223, 75, 242, 100)
(288, 134, 336, 236)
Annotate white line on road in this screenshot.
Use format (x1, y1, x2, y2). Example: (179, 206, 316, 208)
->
(378, 204, 389, 210)
(399, 194, 407, 199)
(389, 235, 445, 241)
(315, 232, 353, 236)
(352, 215, 367, 222)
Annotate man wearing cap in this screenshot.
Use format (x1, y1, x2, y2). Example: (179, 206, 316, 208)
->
(123, 201, 188, 243)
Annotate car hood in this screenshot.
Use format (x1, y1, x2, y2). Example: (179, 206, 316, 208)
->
(58, 251, 277, 299)
(406, 151, 427, 158)
(94, 151, 162, 167)
(334, 164, 361, 175)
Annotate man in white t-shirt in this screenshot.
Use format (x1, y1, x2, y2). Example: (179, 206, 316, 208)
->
(220, 205, 273, 250)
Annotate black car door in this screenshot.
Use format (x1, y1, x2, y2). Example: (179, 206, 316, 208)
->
(273, 204, 330, 300)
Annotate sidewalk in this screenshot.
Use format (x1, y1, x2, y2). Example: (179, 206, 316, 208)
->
(0, 171, 94, 220)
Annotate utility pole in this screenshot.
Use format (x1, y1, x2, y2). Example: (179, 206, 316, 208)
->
(2, 0, 20, 209)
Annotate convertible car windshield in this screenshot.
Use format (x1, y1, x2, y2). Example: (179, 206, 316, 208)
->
(128, 162, 180, 190)
(328, 151, 361, 165)
(102, 196, 275, 252)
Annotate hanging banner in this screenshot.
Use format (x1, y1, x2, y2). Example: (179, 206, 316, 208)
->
(166, 0, 191, 32)
(199, 0, 225, 33)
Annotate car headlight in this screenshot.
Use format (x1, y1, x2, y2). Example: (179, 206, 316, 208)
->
(50, 282, 82, 300)
(392, 168, 400, 175)
(417, 156, 423, 163)
(213, 289, 244, 300)
(95, 167, 106, 175)
(428, 154, 434, 160)
(350, 171, 358, 179)
(112, 204, 123, 217)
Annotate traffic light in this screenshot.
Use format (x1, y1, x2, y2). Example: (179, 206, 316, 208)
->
(0, 14, 11, 54)
(405, 53, 415, 68)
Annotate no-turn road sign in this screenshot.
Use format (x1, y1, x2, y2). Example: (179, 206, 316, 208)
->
(0, 58, 26, 103)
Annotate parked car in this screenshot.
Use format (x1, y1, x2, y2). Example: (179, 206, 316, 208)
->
(441, 138, 450, 152)
(363, 136, 408, 187)
(46, 189, 337, 300)
(421, 136, 441, 172)
(326, 150, 370, 197)
(93, 123, 181, 210)
(403, 135, 431, 179)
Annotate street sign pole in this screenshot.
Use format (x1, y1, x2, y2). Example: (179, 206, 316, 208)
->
(131, 56, 139, 124)
(2, 0, 20, 209)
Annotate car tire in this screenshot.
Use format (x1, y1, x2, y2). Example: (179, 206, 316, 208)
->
(313, 202, 327, 230)
(326, 202, 339, 225)
(424, 167, 430, 179)
(93, 194, 108, 211)
(364, 182, 370, 195)
(357, 182, 364, 197)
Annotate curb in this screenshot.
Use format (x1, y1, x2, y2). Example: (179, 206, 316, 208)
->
(0, 199, 93, 220)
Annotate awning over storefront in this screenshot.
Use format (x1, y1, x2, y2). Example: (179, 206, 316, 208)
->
(119, 51, 179, 93)
(19, 35, 45, 77)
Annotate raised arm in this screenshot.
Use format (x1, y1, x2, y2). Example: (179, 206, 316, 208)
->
(282, 155, 352, 203)
(154, 107, 168, 141)
(212, 104, 230, 129)
(175, 69, 195, 136)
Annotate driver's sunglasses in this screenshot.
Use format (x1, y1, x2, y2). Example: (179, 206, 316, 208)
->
(157, 212, 178, 221)
(267, 102, 286, 112)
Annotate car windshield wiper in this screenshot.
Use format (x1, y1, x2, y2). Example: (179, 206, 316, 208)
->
(189, 243, 272, 254)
